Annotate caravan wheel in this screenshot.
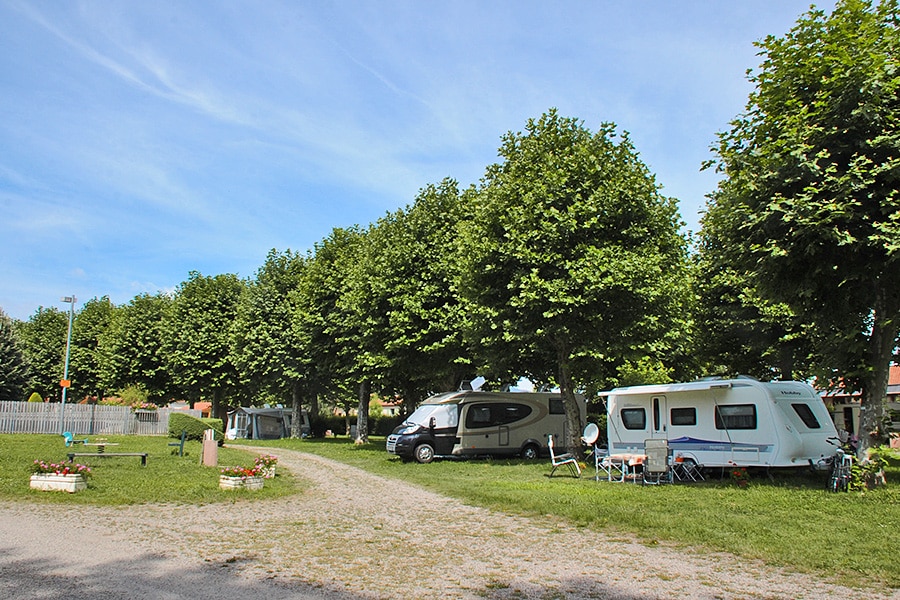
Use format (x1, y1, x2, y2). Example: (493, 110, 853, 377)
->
(414, 443, 435, 464)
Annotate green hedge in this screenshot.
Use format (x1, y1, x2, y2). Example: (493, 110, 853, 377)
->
(307, 413, 404, 437)
(168, 412, 224, 441)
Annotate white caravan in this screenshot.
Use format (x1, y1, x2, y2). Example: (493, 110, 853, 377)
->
(604, 378, 839, 469)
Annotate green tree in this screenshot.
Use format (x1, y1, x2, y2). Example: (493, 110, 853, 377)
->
(231, 249, 309, 436)
(705, 0, 900, 456)
(294, 228, 365, 424)
(460, 109, 692, 455)
(347, 179, 475, 433)
(693, 220, 814, 381)
(165, 272, 245, 421)
(98, 293, 174, 402)
(0, 308, 31, 401)
(68, 296, 115, 402)
(16, 307, 67, 400)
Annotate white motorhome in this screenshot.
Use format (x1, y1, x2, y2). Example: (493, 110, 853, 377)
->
(604, 378, 839, 469)
(386, 390, 585, 463)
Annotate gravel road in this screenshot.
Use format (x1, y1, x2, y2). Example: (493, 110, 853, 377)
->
(1, 446, 896, 600)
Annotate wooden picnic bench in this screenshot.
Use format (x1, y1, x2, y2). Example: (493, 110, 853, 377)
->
(67, 452, 148, 466)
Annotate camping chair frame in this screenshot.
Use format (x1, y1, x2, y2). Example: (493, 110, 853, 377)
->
(548, 434, 581, 478)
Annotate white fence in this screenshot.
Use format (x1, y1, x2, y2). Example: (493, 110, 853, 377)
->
(0, 402, 201, 436)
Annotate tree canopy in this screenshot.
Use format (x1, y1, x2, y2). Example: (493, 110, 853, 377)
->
(0, 308, 30, 402)
(460, 109, 692, 453)
(164, 272, 245, 420)
(704, 0, 900, 454)
(15, 307, 66, 400)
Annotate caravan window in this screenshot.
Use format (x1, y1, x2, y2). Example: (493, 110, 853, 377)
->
(715, 404, 757, 430)
(621, 408, 646, 430)
(256, 415, 284, 439)
(670, 407, 696, 426)
(791, 403, 821, 429)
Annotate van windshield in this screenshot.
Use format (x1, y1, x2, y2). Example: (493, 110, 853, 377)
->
(403, 404, 458, 429)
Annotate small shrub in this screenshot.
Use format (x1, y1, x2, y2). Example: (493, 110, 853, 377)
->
(27, 392, 43, 403)
(118, 384, 150, 407)
(168, 412, 223, 442)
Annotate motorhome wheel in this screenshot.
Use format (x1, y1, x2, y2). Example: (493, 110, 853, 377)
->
(520, 444, 540, 460)
(415, 443, 435, 464)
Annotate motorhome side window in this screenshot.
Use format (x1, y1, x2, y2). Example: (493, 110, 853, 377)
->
(621, 408, 646, 430)
(670, 407, 696, 426)
(467, 406, 492, 427)
(497, 403, 532, 425)
(791, 403, 821, 429)
(549, 398, 566, 414)
(715, 404, 757, 430)
(465, 403, 532, 428)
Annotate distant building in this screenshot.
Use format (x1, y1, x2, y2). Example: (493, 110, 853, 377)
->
(819, 366, 900, 447)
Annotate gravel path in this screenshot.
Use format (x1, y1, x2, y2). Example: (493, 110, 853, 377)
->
(1, 446, 897, 600)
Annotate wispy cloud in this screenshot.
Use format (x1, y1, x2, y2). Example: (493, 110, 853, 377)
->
(0, 0, 833, 319)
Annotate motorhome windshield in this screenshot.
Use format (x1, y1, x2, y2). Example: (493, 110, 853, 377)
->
(404, 404, 458, 429)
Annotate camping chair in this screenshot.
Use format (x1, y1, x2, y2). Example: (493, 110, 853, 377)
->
(548, 434, 581, 478)
(642, 438, 672, 485)
(62, 432, 87, 447)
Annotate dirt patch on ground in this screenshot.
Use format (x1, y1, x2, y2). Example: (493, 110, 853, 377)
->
(2, 446, 897, 599)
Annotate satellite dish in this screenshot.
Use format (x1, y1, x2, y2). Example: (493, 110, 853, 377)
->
(582, 422, 600, 445)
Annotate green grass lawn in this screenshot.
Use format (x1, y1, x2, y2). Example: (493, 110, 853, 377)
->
(0, 434, 299, 505)
(2, 433, 898, 590)
(233, 436, 900, 591)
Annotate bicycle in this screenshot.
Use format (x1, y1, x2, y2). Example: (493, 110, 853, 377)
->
(828, 448, 853, 492)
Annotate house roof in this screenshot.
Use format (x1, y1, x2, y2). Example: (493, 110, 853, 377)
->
(820, 365, 900, 398)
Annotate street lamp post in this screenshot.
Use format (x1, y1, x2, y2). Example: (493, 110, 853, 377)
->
(59, 295, 76, 435)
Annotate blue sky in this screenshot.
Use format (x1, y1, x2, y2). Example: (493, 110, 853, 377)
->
(0, 1, 835, 321)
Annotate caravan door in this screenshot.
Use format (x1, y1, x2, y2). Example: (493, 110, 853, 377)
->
(650, 395, 668, 439)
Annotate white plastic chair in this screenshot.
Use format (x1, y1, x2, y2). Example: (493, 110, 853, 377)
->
(548, 434, 581, 478)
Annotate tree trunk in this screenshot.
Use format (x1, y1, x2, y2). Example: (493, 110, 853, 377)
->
(777, 343, 795, 381)
(402, 384, 418, 416)
(310, 389, 320, 418)
(211, 389, 221, 424)
(355, 380, 371, 444)
(290, 380, 302, 438)
(556, 344, 584, 459)
(857, 289, 899, 459)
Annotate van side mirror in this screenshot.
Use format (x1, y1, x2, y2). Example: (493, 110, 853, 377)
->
(429, 417, 436, 429)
